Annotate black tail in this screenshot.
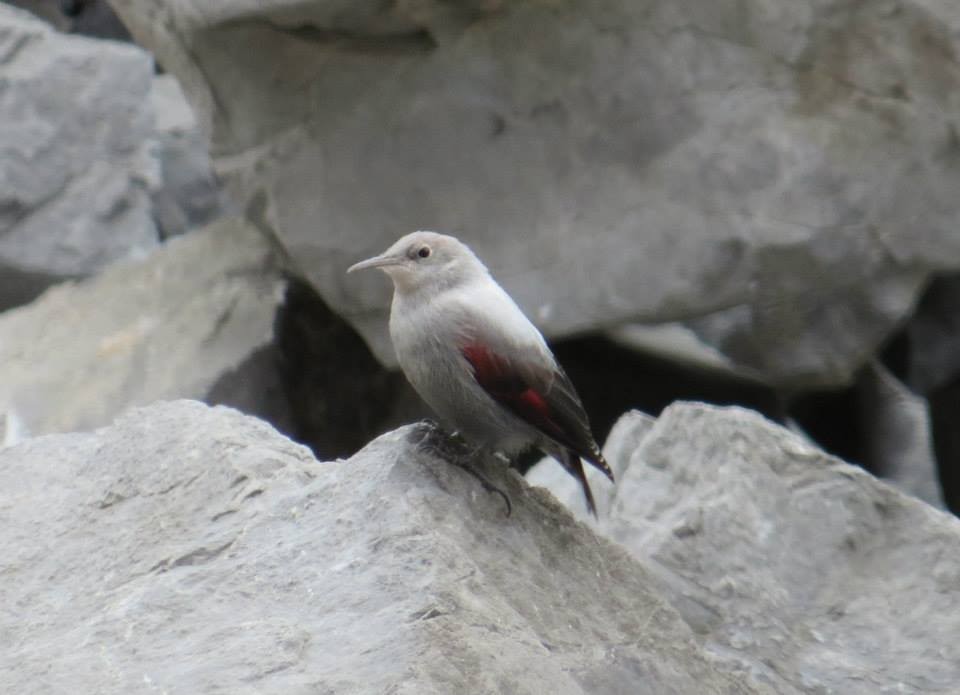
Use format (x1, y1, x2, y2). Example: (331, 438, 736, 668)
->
(560, 448, 599, 518)
(586, 448, 615, 483)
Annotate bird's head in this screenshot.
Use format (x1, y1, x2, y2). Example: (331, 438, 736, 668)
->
(347, 231, 487, 295)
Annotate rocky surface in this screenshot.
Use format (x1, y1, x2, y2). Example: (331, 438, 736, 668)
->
(0, 216, 289, 440)
(149, 74, 232, 239)
(0, 4, 226, 310)
(0, 202, 410, 459)
(0, 4, 159, 307)
(529, 402, 960, 694)
(109, 0, 960, 388)
(857, 359, 943, 508)
(1, 6, 957, 687)
(0, 400, 772, 694)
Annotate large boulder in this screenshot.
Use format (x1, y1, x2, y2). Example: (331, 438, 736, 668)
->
(856, 359, 943, 508)
(0, 4, 159, 307)
(0, 400, 772, 694)
(108, 0, 960, 387)
(0, 216, 287, 439)
(529, 402, 960, 694)
(0, 208, 409, 458)
(0, 4, 227, 310)
(149, 74, 232, 240)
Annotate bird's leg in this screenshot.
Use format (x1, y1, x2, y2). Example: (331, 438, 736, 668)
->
(412, 418, 444, 447)
(410, 423, 512, 516)
(449, 455, 513, 518)
(411, 420, 467, 460)
(443, 438, 513, 517)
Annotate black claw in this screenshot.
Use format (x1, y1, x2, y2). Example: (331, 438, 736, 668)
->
(456, 464, 513, 517)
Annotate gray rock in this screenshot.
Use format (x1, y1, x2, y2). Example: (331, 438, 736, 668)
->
(901, 274, 960, 396)
(109, 0, 960, 387)
(857, 359, 944, 507)
(0, 400, 772, 694)
(530, 403, 960, 694)
(0, 4, 160, 306)
(0, 216, 289, 437)
(149, 74, 231, 239)
(0, 203, 413, 459)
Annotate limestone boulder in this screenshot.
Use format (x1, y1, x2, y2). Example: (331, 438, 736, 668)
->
(0, 400, 772, 694)
(529, 403, 960, 694)
(0, 4, 159, 307)
(0, 216, 288, 440)
(108, 0, 960, 387)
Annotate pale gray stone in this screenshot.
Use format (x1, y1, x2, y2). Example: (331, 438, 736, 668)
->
(857, 359, 944, 507)
(0, 400, 772, 694)
(0, 216, 289, 437)
(149, 74, 231, 239)
(0, 4, 159, 300)
(109, 0, 960, 387)
(530, 402, 960, 694)
(901, 275, 960, 395)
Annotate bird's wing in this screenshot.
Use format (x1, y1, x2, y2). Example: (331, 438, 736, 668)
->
(459, 340, 614, 482)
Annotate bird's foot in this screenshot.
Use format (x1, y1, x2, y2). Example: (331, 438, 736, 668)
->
(412, 420, 468, 459)
(410, 422, 512, 516)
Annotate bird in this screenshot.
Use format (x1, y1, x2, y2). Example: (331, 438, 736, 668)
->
(348, 231, 614, 516)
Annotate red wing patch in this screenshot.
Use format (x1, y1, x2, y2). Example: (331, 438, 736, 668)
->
(461, 343, 572, 447)
(462, 342, 615, 486)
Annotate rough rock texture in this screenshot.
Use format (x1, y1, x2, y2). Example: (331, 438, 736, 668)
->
(149, 74, 232, 239)
(0, 216, 289, 439)
(0, 4, 227, 310)
(0, 400, 771, 694)
(900, 275, 960, 396)
(857, 359, 943, 508)
(0, 201, 411, 458)
(109, 0, 960, 387)
(0, 4, 159, 304)
(529, 403, 960, 694)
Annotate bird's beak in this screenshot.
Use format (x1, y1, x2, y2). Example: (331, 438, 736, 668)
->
(347, 253, 404, 274)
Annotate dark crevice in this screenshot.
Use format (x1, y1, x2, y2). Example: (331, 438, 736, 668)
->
(274, 275, 408, 460)
(552, 334, 784, 440)
(0, 263, 68, 313)
(509, 334, 784, 475)
(879, 273, 960, 514)
(930, 379, 960, 514)
(789, 386, 864, 468)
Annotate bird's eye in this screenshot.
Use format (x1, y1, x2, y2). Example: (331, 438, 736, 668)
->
(417, 246, 431, 259)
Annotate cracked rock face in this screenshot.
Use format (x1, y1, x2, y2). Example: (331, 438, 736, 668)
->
(0, 216, 289, 439)
(0, 4, 228, 310)
(109, 0, 960, 387)
(0, 4, 159, 302)
(0, 400, 772, 694)
(529, 403, 960, 694)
